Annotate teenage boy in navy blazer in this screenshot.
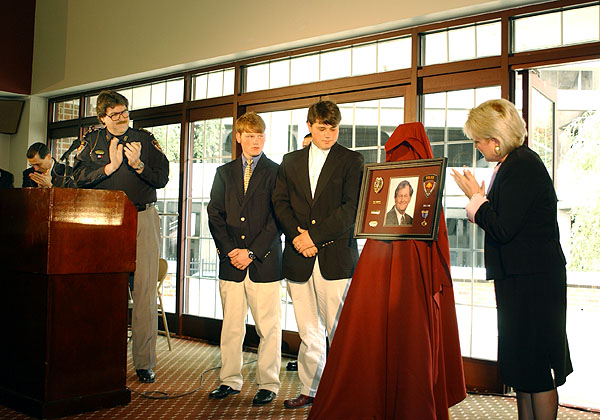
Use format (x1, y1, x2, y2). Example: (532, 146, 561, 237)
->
(272, 101, 364, 409)
(207, 112, 283, 406)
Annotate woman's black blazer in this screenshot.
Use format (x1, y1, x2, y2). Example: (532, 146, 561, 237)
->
(474, 145, 566, 280)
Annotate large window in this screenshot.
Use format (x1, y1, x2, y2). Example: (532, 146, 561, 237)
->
(143, 123, 182, 313)
(244, 36, 411, 93)
(512, 3, 600, 52)
(250, 96, 405, 331)
(424, 86, 502, 361)
(422, 21, 501, 65)
(84, 78, 185, 117)
(185, 117, 232, 319)
(52, 98, 80, 122)
(523, 59, 600, 409)
(192, 68, 235, 100)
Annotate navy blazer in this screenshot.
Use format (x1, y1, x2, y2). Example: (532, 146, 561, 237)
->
(474, 145, 566, 279)
(207, 154, 282, 283)
(272, 142, 364, 282)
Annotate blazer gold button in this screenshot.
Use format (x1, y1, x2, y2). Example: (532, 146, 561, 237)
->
(240, 217, 245, 222)
(241, 235, 245, 240)
(311, 219, 316, 225)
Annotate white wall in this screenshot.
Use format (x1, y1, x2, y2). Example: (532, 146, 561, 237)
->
(0, 133, 11, 171)
(32, 0, 540, 96)
(8, 96, 48, 186)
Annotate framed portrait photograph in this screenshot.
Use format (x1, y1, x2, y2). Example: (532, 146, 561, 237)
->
(354, 157, 447, 241)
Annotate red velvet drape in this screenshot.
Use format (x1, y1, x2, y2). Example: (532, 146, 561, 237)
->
(308, 122, 466, 420)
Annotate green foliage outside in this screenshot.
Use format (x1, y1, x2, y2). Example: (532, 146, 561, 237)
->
(562, 110, 600, 272)
(148, 120, 232, 163)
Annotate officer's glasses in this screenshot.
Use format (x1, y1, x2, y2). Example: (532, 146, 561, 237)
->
(106, 110, 129, 121)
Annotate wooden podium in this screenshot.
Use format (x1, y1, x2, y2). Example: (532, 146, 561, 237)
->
(0, 188, 137, 418)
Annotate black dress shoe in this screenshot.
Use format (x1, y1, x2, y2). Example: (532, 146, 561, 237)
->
(253, 389, 276, 406)
(284, 394, 314, 409)
(209, 385, 240, 400)
(136, 369, 155, 383)
(286, 360, 298, 371)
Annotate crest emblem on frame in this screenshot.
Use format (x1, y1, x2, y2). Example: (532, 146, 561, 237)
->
(423, 175, 437, 198)
(373, 177, 384, 194)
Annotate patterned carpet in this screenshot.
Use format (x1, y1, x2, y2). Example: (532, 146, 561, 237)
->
(1, 336, 598, 419)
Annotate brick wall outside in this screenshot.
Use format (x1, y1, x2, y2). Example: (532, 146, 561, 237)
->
(54, 99, 79, 122)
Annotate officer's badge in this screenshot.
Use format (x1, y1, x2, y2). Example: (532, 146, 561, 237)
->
(94, 150, 105, 159)
(373, 177, 383, 194)
(423, 175, 437, 198)
(152, 139, 164, 152)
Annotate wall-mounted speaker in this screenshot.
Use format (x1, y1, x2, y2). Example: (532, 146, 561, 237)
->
(0, 100, 25, 134)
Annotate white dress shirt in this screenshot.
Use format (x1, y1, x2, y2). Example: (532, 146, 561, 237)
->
(308, 143, 330, 198)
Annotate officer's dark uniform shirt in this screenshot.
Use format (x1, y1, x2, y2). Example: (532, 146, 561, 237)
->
(73, 127, 169, 207)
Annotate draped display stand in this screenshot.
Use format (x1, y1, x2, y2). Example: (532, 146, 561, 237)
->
(0, 188, 137, 418)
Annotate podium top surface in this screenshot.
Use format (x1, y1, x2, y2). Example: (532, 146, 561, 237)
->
(0, 188, 137, 274)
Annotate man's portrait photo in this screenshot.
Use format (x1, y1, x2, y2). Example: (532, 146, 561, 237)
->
(384, 178, 417, 226)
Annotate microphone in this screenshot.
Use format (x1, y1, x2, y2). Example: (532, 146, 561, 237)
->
(60, 139, 81, 161)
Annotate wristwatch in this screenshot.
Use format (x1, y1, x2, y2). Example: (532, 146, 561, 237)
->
(135, 161, 145, 171)
(248, 250, 256, 260)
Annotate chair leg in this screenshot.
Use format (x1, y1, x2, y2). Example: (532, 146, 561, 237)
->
(158, 294, 172, 351)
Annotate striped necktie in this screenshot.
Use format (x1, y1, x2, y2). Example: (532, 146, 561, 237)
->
(244, 159, 253, 194)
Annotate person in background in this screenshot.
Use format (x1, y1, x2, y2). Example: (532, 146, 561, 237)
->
(0, 168, 14, 189)
(207, 112, 283, 406)
(73, 90, 169, 384)
(272, 100, 363, 409)
(451, 98, 572, 420)
(22, 142, 75, 188)
(302, 133, 312, 148)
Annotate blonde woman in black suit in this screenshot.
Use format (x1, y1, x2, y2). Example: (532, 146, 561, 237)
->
(451, 99, 572, 420)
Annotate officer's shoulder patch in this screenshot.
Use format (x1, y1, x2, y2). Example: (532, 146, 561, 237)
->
(136, 128, 164, 152)
(75, 140, 89, 157)
(83, 126, 100, 137)
(152, 139, 164, 152)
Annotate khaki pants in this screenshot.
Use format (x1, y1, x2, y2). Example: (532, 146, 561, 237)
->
(287, 256, 350, 397)
(132, 206, 159, 370)
(218, 274, 282, 393)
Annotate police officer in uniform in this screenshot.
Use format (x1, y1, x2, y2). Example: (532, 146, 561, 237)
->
(73, 90, 169, 383)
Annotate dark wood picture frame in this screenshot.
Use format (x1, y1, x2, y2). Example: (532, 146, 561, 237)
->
(354, 157, 447, 241)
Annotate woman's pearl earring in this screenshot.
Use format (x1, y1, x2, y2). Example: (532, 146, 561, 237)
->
(494, 145, 501, 155)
